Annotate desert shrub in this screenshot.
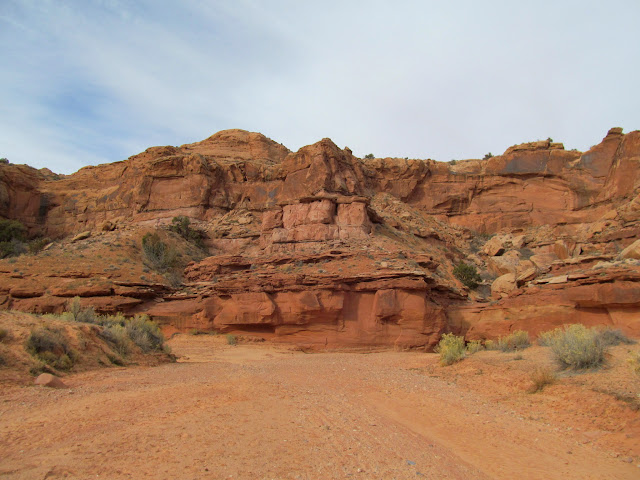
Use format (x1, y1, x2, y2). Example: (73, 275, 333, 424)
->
(28, 237, 51, 254)
(466, 339, 484, 354)
(125, 315, 164, 353)
(226, 334, 237, 346)
(597, 328, 635, 347)
(142, 233, 176, 272)
(453, 262, 481, 289)
(99, 323, 131, 356)
(364, 153, 375, 159)
(483, 152, 493, 160)
(0, 238, 27, 259)
(436, 333, 466, 366)
(497, 330, 530, 352)
(168, 216, 205, 247)
(629, 352, 640, 376)
(0, 328, 8, 342)
(0, 219, 28, 258)
(164, 270, 183, 288)
(528, 367, 556, 393)
(0, 219, 26, 243)
(0, 157, 8, 164)
(67, 297, 97, 323)
(549, 324, 605, 369)
(537, 328, 562, 346)
(484, 339, 498, 350)
(25, 327, 76, 370)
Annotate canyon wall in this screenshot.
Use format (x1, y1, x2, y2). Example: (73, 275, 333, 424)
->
(1, 127, 639, 348)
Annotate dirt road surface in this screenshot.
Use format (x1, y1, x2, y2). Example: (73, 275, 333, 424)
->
(2, 336, 638, 479)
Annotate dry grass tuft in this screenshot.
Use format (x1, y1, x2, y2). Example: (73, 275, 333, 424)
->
(527, 367, 557, 393)
(498, 330, 531, 352)
(629, 351, 640, 376)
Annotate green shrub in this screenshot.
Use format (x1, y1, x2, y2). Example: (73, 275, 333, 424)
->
(436, 333, 465, 366)
(466, 339, 484, 354)
(142, 233, 176, 272)
(497, 330, 530, 352)
(549, 324, 605, 369)
(125, 315, 164, 353)
(226, 334, 237, 346)
(597, 328, 635, 347)
(453, 262, 481, 289)
(168, 216, 205, 247)
(25, 327, 76, 370)
(364, 153, 375, 159)
(0, 219, 26, 243)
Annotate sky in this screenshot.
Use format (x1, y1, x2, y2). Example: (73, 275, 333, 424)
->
(1, 0, 639, 174)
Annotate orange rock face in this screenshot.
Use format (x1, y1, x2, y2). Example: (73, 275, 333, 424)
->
(1, 127, 639, 348)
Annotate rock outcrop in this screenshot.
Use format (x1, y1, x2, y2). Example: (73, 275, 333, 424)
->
(1, 127, 639, 348)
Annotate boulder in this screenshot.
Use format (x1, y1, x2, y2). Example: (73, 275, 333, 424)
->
(482, 236, 506, 256)
(71, 231, 91, 242)
(34, 373, 68, 389)
(491, 273, 517, 298)
(487, 250, 521, 276)
(516, 267, 538, 286)
(619, 239, 640, 260)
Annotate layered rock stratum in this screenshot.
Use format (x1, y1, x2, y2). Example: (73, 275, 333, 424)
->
(1, 127, 639, 349)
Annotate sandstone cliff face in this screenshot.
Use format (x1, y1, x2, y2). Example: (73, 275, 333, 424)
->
(1, 127, 639, 348)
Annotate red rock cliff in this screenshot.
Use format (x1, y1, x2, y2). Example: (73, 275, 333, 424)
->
(1, 127, 639, 348)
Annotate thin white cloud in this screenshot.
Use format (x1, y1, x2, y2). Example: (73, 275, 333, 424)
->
(0, 0, 638, 174)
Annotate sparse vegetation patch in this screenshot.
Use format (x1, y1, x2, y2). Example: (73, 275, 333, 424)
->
(142, 232, 177, 272)
(169, 216, 205, 248)
(597, 328, 635, 347)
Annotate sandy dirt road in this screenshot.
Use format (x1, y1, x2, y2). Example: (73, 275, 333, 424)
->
(1, 335, 638, 479)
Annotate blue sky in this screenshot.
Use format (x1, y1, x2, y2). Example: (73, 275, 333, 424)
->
(1, 0, 639, 174)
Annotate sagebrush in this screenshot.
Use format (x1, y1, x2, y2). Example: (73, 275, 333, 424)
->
(497, 330, 530, 352)
(466, 339, 484, 354)
(25, 327, 76, 371)
(548, 324, 605, 369)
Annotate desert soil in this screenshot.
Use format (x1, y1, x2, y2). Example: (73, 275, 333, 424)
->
(1, 336, 639, 480)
